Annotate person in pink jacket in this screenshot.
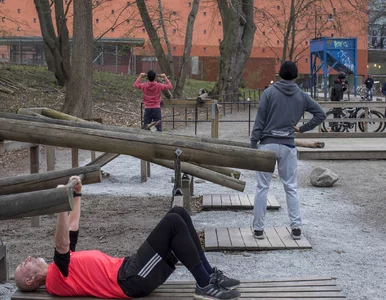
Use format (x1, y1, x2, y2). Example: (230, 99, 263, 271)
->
(134, 70, 173, 131)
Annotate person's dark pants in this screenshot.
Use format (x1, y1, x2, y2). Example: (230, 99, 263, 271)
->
(144, 108, 162, 131)
(118, 207, 204, 297)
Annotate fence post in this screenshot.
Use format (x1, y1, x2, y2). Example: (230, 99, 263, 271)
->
(0, 242, 9, 282)
(211, 101, 219, 138)
(172, 149, 184, 208)
(72, 149, 79, 168)
(30, 145, 41, 227)
(46, 146, 55, 171)
(140, 160, 147, 183)
(181, 174, 191, 212)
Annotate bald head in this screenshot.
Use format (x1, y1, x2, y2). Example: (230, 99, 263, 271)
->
(15, 256, 48, 292)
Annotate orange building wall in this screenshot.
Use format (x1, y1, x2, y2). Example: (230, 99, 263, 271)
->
(0, 0, 369, 85)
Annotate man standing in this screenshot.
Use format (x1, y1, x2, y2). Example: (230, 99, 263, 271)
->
(250, 61, 326, 240)
(365, 74, 374, 101)
(134, 70, 173, 131)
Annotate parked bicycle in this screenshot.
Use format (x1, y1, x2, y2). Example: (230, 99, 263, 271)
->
(322, 100, 386, 132)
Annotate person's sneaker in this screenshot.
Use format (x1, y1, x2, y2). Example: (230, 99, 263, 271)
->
(291, 228, 302, 240)
(211, 267, 240, 290)
(253, 230, 265, 239)
(194, 279, 240, 300)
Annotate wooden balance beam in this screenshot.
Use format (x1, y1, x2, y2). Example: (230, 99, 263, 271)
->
(11, 276, 346, 299)
(0, 165, 102, 196)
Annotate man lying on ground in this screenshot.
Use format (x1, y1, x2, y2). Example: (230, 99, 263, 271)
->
(14, 176, 240, 300)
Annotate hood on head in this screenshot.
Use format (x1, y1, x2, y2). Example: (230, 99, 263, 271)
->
(272, 80, 300, 96)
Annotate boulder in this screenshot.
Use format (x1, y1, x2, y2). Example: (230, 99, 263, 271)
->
(310, 167, 338, 187)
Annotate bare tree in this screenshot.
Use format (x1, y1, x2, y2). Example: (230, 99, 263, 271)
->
(34, 0, 71, 85)
(63, 0, 94, 118)
(212, 0, 256, 97)
(173, 0, 200, 98)
(255, 0, 368, 64)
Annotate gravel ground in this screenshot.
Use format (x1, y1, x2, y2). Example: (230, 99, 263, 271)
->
(1, 108, 386, 300)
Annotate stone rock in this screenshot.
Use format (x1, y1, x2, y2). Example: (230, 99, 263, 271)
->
(310, 167, 338, 187)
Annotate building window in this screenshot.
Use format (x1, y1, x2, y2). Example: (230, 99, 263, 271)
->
(203, 12, 206, 16)
(218, 21, 221, 25)
(1, 17, 5, 22)
(188, 2, 191, 7)
(111, 10, 114, 14)
(173, 28, 176, 33)
(173, 46, 176, 51)
(305, 58, 308, 63)
(331, 33, 334, 37)
(218, 39, 221, 43)
(172, 11, 176, 15)
(33, 18, 36, 23)
(262, 48, 265, 53)
(277, 5, 280, 9)
(305, 41, 308, 45)
(111, 27, 115, 32)
(0, 0, 5, 3)
(17, 8, 21, 13)
(277, 40, 279, 45)
(203, 47, 206, 52)
(142, 28, 146, 32)
(263, 13, 266, 18)
(203, 29, 206, 34)
(96, 18, 99, 23)
(126, 19, 130, 24)
(17, 27, 21, 31)
(277, 22, 280, 27)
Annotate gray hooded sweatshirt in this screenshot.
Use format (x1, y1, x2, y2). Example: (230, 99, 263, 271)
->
(250, 80, 326, 148)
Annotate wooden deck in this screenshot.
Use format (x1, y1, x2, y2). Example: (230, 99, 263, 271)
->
(205, 227, 312, 251)
(297, 138, 386, 160)
(202, 194, 281, 210)
(11, 277, 346, 299)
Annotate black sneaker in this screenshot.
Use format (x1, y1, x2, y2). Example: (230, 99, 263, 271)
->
(291, 228, 302, 240)
(194, 279, 240, 300)
(253, 230, 265, 239)
(211, 267, 240, 290)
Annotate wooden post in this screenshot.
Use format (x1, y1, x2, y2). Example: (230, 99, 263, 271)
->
(190, 176, 194, 196)
(364, 107, 369, 132)
(146, 161, 151, 177)
(30, 145, 41, 227)
(91, 151, 96, 162)
(140, 160, 147, 183)
(72, 148, 79, 168)
(211, 101, 219, 138)
(46, 146, 55, 171)
(181, 174, 191, 212)
(0, 243, 9, 282)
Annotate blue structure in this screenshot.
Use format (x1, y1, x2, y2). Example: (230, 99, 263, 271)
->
(310, 37, 358, 100)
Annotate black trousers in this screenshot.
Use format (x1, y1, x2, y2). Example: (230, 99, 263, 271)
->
(144, 108, 162, 131)
(118, 207, 203, 297)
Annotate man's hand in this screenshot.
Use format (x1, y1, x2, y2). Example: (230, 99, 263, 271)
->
(293, 126, 301, 133)
(160, 73, 167, 79)
(69, 176, 82, 193)
(140, 72, 146, 78)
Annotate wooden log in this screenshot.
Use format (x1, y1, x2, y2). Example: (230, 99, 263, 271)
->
(193, 164, 241, 179)
(0, 187, 74, 221)
(294, 140, 325, 148)
(147, 158, 246, 192)
(0, 165, 102, 196)
(0, 118, 276, 172)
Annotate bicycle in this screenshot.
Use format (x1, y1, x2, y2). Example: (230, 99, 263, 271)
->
(321, 100, 386, 132)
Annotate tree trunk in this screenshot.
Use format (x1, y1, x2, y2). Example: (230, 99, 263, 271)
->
(212, 0, 256, 97)
(158, 0, 175, 82)
(288, 0, 296, 61)
(136, 0, 172, 99)
(63, 0, 93, 118)
(34, 0, 70, 86)
(174, 0, 199, 98)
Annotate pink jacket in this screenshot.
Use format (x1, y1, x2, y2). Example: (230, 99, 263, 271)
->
(134, 77, 173, 108)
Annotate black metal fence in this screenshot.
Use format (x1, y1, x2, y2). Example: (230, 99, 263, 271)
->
(140, 90, 263, 136)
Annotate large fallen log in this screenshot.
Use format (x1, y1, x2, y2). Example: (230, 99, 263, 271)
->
(0, 188, 73, 221)
(12, 112, 244, 177)
(0, 165, 102, 196)
(11, 111, 324, 149)
(0, 118, 276, 172)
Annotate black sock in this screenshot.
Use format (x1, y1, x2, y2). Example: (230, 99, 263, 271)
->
(199, 251, 214, 274)
(190, 263, 210, 288)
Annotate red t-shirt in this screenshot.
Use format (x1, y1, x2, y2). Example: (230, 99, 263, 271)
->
(46, 250, 128, 298)
(134, 77, 172, 109)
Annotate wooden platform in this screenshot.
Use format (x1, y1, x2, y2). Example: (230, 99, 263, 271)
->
(297, 138, 386, 160)
(11, 276, 346, 299)
(202, 194, 281, 210)
(205, 227, 312, 251)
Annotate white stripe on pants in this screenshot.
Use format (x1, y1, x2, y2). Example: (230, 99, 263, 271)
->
(253, 143, 302, 231)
